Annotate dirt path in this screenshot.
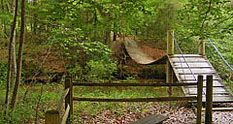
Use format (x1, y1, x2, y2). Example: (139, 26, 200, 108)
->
(78, 102, 233, 124)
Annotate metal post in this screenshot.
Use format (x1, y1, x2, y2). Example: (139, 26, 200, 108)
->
(196, 75, 203, 124)
(205, 75, 213, 124)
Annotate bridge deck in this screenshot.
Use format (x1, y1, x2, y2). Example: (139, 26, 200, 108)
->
(168, 54, 233, 103)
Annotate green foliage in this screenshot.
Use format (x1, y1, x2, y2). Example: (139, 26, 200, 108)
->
(0, 63, 7, 86)
(176, 0, 233, 92)
(0, 84, 63, 124)
(84, 60, 117, 82)
(65, 41, 118, 82)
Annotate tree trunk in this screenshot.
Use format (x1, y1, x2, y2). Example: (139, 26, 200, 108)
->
(9, 0, 17, 90)
(94, 8, 97, 41)
(32, 0, 37, 34)
(105, 31, 111, 46)
(113, 23, 117, 41)
(5, 0, 18, 114)
(10, 0, 25, 111)
(10, 30, 17, 90)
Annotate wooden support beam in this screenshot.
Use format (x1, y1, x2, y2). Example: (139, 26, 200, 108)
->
(167, 30, 174, 97)
(167, 30, 174, 55)
(196, 75, 203, 124)
(198, 40, 205, 55)
(166, 61, 173, 96)
(205, 75, 213, 124)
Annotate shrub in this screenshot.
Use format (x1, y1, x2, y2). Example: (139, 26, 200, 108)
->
(0, 63, 7, 86)
(84, 59, 117, 82)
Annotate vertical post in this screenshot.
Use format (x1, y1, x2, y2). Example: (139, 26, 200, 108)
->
(166, 62, 173, 96)
(45, 110, 60, 124)
(65, 75, 73, 123)
(167, 30, 174, 55)
(205, 75, 213, 124)
(196, 75, 203, 124)
(198, 40, 205, 55)
(166, 30, 174, 96)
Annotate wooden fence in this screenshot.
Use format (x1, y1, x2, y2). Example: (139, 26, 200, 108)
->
(45, 75, 213, 124)
(45, 77, 72, 124)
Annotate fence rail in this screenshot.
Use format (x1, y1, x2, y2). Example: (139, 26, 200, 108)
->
(73, 82, 198, 87)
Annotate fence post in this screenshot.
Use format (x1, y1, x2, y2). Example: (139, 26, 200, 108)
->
(65, 75, 73, 123)
(198, 40, 205, 55)
(166, 30, 174, 96)
(205, 75, 213, 124)
(45, 110, 60, 124)
(196, 75, 203, 124)
(167, 30, 174, 55)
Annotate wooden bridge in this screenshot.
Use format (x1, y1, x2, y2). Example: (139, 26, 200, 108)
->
(168, 54, 233, 103)
(166, 30, 233, 104)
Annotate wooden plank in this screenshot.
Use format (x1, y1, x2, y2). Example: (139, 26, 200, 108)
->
(207, 96, 233, 103)
(73, 96, 197, 102)
(191, 96, 233, 103)
(179, 75, 220, 81)
(172, 63, 210, 68)
(180, 78, 220, 81)
(61, 105, 70, 124)
(175, 69, 214, 74)
(178, 72, 216, 75)
(172, 61, 208, 63)
(57, 88, 70, 113)
(187, 87, 228, 94)
(185, 83, 223, 87)
(181, 81, 222, 87)
(188, 94, 232, 97)
(73, 82, 198, 87)
(174, 67, 211, 69)
(169, 54, 203, 57)
(131, 114, 168, 124)
(170, 58, 207, 62)
(211, 107, 233, 111)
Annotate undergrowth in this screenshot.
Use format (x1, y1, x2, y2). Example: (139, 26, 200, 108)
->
(0, 81, 184, 124)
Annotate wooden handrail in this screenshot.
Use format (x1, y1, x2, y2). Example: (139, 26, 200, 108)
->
(61, 104, 70, 124)
(57, 88, 70, 113)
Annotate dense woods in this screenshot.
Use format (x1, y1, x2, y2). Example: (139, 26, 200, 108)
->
(0, 0, 233, 123)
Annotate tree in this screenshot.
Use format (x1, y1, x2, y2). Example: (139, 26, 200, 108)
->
(10, 0, 26, 110)
(5, 0, 18, 114)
